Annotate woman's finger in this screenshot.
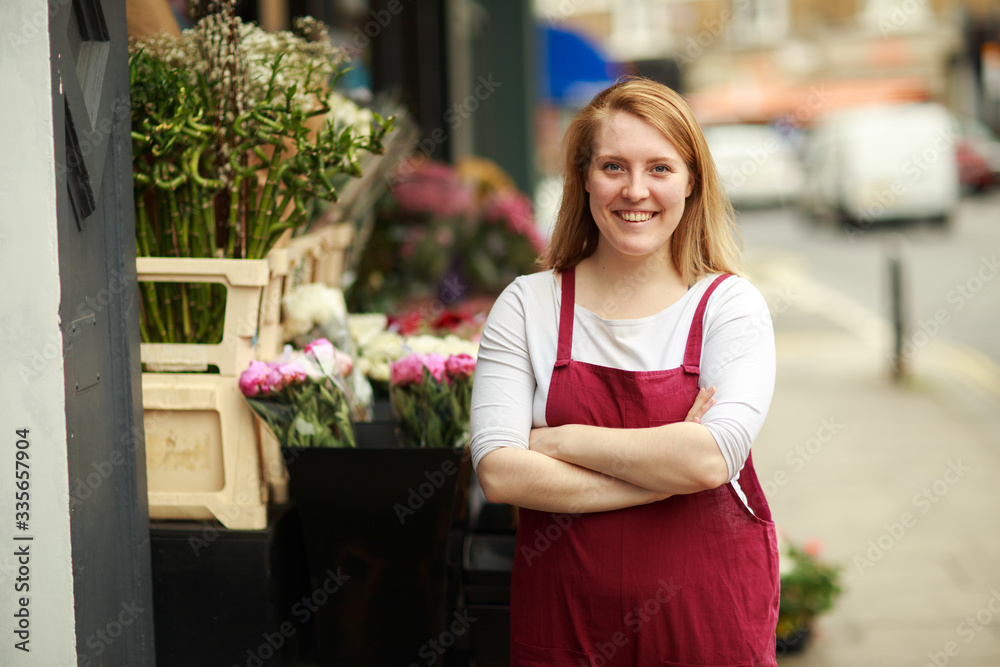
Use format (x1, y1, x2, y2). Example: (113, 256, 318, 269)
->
(685, 386, 717, 423)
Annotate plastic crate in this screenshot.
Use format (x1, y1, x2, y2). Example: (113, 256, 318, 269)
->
(254, 417, 289, 505)
(143, 372, 268, 530)
(257, 222, 355, 361)
(138, 257, 270, 376)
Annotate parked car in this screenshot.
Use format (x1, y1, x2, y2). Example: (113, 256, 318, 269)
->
(703, 124, 804, 209)
(798, 102, 960, 226)
(956, 138, 995, 192)
(953, 115, 1000, 192)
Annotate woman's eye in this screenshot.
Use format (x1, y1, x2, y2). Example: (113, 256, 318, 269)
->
(653, 165, 670, 173)
(604, 163, 622, 172)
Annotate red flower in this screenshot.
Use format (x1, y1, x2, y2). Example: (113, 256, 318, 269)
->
(433, 310, 474, 333)
(445, 353, 476, 381)
(388, 310, 426, 336)
(803, 538, 824, 558)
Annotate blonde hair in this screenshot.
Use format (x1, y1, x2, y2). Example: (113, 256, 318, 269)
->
(542, 76, 743, 285)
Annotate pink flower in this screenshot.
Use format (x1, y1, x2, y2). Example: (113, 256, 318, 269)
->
(305, 338, 354, 378)
(264, 366, 286, 394)
(422, 353, 447, 384)
(485, 191, 532, 229)
(277, 363, 307, 388)
(445, 353, 476, 381)
(390, 355, 425, 386)
(333, 349, 354, 377)
(304, 337, 333, 356)
(803, 538, 824, 558)
(485, 191, 547, 253)
(391, 162, 476, 219)
(239, 360, 272, 397)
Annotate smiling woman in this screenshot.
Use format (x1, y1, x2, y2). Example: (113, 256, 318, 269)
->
(470, 77, 780, 666)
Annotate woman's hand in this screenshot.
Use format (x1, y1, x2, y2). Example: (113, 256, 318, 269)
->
(685, 385, 716, 424)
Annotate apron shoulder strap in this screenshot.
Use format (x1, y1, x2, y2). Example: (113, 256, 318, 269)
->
(682, 274, 732, 374)
(555, 267, 576, 366)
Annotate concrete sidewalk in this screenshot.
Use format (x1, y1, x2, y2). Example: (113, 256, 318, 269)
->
(749, 258, 1000, 666)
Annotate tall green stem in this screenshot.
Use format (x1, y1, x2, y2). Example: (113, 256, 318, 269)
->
(179, 283, 192, 340)
(136, 193, 154, 257)
(160, 282, 177, 342)
(189, 179, 206, 258)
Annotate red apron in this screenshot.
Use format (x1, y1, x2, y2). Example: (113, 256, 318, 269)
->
(509, 268, 779, 667)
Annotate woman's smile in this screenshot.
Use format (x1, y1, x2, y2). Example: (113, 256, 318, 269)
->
(614, 209, 659, 223)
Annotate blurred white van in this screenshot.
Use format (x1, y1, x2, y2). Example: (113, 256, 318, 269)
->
(799, 103, 960, 226)
(704, 124, 804, 209)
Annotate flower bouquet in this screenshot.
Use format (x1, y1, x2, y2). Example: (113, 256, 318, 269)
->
(346, 157, 545, 314)
(389, 353, 476, 448)
(239, 338, 357, 448)
(464, 189, 547, 295)
(347, 161, 476, 313)
(776, 534, 842, 654)
(349, 310, 481, 403)
(387, 306, 486, 339)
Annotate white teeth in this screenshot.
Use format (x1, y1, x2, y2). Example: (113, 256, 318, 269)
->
(620, 211, 653, 222)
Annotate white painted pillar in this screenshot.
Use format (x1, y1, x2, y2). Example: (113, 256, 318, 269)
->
(0, 0, 80, 664)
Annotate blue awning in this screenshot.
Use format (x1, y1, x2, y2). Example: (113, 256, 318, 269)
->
(538, 24, 620, 106)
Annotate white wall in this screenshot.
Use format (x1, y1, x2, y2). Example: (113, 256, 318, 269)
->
(0, 0, 79, 664)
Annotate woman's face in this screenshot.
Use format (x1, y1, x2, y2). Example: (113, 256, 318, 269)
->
(584, 111, 693, 263)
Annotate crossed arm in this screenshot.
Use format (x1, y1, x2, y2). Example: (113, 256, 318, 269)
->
(476, 387, 728, 514)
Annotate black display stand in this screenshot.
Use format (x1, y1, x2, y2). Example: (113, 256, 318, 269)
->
(462, 478, 518, 667)
(149, 504, 310, 667)
(282, 428, 471, 666)
(148, 444, 515, 667)
(463, 533, 514, 667)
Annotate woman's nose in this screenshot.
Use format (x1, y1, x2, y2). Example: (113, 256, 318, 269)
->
(622, 174, 649, 201)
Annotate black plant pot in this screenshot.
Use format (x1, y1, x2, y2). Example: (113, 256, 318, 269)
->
(775, 625, 813, 656)
(281, 422, 470, 666)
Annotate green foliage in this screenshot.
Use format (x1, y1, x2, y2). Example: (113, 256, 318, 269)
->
(247, 381, 355, 449)
(778, 543, 843, 640)
(129, 9, 395, 343)
(390, 367, 472, 449)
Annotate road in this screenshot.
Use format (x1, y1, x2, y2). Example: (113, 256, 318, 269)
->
(736, 191, 1000, 393)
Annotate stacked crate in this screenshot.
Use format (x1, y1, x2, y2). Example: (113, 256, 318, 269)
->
(139, 223, 355, 529)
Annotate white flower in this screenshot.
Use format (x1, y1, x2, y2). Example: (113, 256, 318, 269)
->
(348, 317, 480, 382)
(327, 91, 374, 136)
(403, 334, 479, 359)
(286, 353, 324, 382)
(282, 284, 348, 340)
(294, 415, 316, 435)
(348, 313, 390, 348)
(134, 15, 346, 116)
(355, 330, 405, 382)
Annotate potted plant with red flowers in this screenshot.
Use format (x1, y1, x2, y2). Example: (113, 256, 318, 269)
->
(776, 534, 843, 656)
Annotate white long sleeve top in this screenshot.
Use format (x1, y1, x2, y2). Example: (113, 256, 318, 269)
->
(469, 270, 775, 504)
